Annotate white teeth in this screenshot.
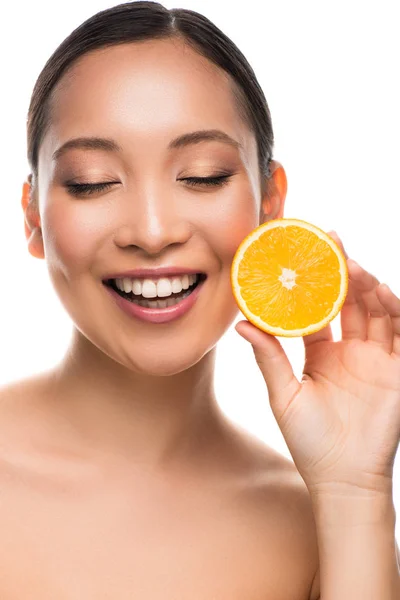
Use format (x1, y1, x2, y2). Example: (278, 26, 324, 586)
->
(171, 278, 183, 294)
(181, 274, 189, 290)
(132, 280, 142, 295)
(133, 288, 193, 308)
(142, 280, 157, 299)
(156, 278, 173, 298)
(113, 273, 200, 298)
(123, 277, 132, 293)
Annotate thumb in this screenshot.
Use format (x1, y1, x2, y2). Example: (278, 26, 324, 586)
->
(235, 320, 299, 418)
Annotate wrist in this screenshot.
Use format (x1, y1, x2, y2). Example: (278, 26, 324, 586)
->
(309, 486, 396, 529)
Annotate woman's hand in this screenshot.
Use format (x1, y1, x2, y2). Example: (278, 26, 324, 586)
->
(235, 232, 400, 499)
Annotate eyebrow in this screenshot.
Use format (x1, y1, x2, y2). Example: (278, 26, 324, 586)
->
(168, 129, 242, 151)
(52, 137, 120, 161)
(52, 129, 242, 161)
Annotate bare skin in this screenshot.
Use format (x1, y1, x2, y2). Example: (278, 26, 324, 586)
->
(1, 38, 321, 598)
(0, 373, 319, 599)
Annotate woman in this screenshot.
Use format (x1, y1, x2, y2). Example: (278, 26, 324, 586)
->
(0, 1, 399, 597)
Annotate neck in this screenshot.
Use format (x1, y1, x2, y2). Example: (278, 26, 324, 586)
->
(44, 328, 224, 467)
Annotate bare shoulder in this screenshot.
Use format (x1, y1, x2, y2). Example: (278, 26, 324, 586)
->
(219, 422, 320, 600)
(0, 371, 55, 454)
(0, 376, 35, 427)
(0, 370, 56, 406)
(0, 372, 49, 404)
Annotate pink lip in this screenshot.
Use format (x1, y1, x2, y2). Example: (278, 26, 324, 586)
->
(103, 266, 203, 280)
(104, 278, 206, 324)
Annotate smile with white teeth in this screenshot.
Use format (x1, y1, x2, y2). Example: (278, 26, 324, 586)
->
(110, 273, 201, 308)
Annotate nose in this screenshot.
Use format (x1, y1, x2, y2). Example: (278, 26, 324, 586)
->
(112, 184, 192, 256)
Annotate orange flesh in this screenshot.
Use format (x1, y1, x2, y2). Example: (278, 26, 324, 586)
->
(237, 226, 342, 330)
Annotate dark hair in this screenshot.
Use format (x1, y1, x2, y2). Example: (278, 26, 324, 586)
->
(27, 1, 274, 193)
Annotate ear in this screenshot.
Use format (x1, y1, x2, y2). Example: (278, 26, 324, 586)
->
(259, 160, 288, 223)
(21, 178, 45, 259)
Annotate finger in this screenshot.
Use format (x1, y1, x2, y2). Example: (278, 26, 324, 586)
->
(376, 283, 400, 355)
(327, 230, 349, 259)
(348, 260, 393, 353)
(235, 320, 299, 417)
(326, 232, 369, 341)
(340, 272, 368, 341)
(303, 322, 333, 348)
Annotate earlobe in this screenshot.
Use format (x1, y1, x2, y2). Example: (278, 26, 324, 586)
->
(21, 179, 44, 259)
(260, 160, 288, 223)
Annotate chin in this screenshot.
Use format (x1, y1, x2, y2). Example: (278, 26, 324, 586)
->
(115, 344, 217, 377)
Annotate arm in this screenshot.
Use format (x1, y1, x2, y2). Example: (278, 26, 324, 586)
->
(236, 237, 400, 600)
(309, 492, 400, 600)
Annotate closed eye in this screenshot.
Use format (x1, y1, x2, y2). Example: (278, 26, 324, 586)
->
(180, 175, 232, 187)
(65, 182, 118, 197)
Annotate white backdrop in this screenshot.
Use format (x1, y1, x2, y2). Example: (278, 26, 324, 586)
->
(0, 0, 399, 535)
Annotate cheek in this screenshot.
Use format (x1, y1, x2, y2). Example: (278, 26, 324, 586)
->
(42, 197, 110, 276)
(199, 193, 259, 334)
(202, 190, 259, 265)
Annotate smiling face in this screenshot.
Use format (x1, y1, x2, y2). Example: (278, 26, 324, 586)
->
(29, 38, 285, 375)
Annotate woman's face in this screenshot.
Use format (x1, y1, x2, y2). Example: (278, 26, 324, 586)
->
(34, 38, 284, 375)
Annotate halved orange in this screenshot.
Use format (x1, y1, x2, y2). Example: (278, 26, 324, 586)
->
(231, 218, 348, 337)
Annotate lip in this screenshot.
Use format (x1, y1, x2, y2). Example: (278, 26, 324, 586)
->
(104, 277, 206, 324)
(103, 266, 203, 281)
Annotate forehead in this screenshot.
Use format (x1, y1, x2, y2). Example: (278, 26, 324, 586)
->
(43, 38, 256, 160)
